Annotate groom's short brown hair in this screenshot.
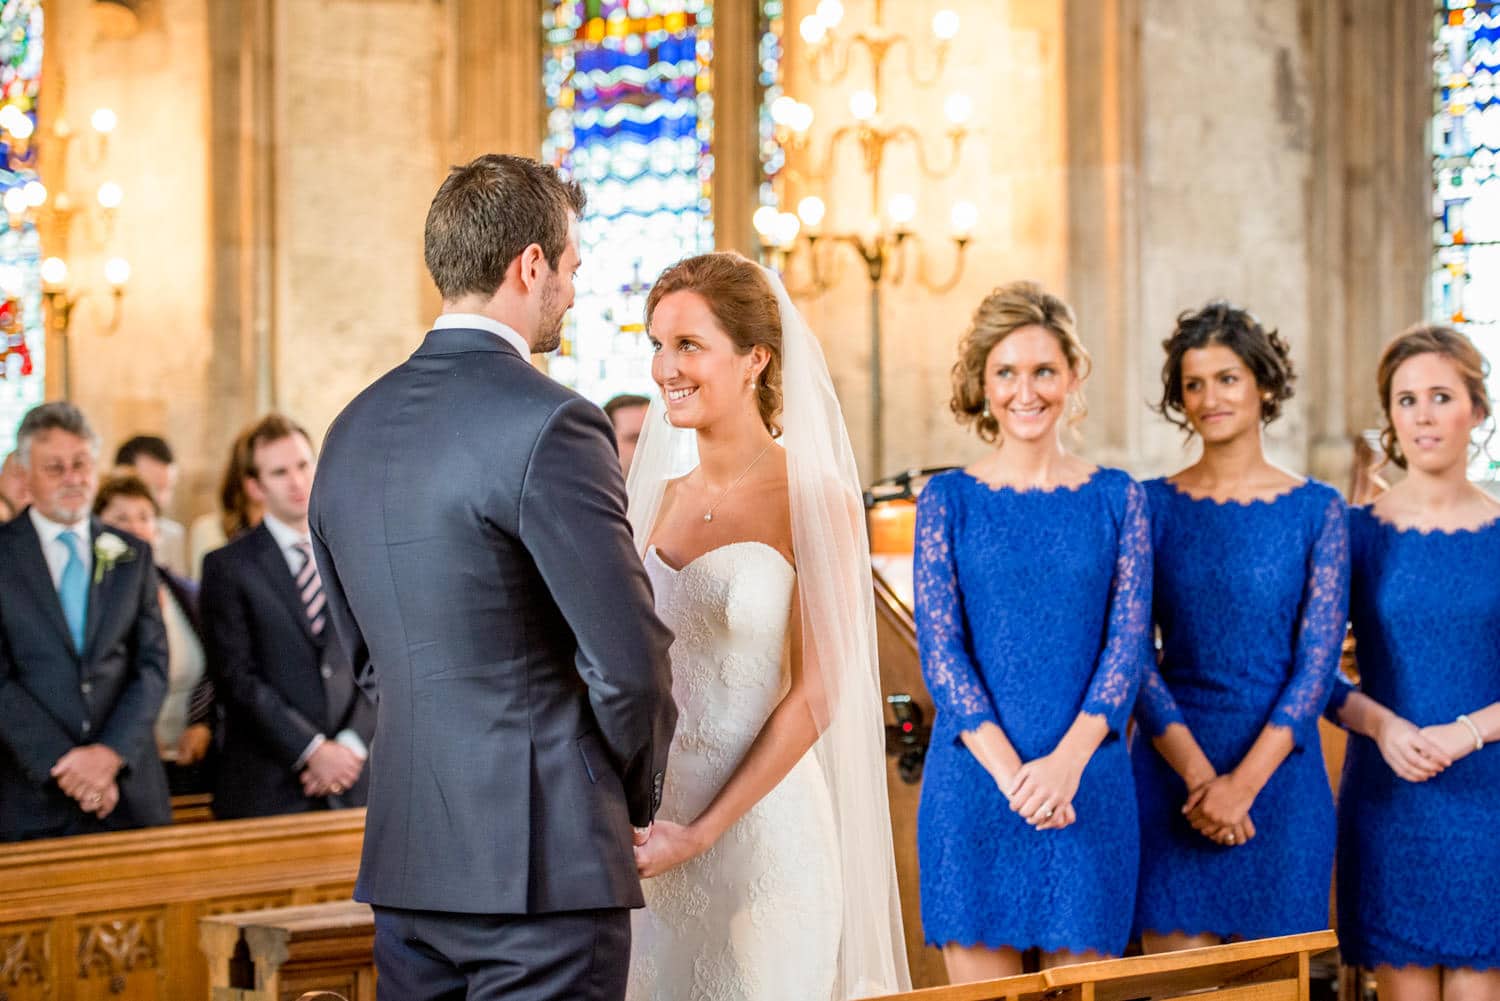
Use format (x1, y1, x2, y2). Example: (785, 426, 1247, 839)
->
(423, 154, 586, 302)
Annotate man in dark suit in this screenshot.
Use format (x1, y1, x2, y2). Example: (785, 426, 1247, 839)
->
(0, 402, 171, 842)
(310, 154, 676, 1001)
(201, 414, 377, 819)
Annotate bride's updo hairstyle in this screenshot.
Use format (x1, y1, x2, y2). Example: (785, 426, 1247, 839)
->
(949, 280, 1092, 443)
(646, 251, 785, 437)
(1375, 323, 1493, 469)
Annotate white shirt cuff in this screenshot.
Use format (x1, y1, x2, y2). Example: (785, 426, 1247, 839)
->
(293, 733, 326, 771)
(334, 729, 368, 760)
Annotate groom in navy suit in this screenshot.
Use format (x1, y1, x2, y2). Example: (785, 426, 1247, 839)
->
(311, 154, 677, 1000)
(0, 402, 171, 842)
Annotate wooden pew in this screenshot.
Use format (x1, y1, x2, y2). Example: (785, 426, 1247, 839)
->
(865, 930, 1338, 1001)
(200, 900, 374, 1001)
(0, 810, 364, 1001)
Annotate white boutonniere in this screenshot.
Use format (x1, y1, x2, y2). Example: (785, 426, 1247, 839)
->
(93, 532, 135, 584)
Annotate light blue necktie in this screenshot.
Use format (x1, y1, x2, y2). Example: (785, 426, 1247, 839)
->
(58, 530, 88, 653)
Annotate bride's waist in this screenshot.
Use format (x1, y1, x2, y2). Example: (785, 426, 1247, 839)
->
(662, 744, 830, 820)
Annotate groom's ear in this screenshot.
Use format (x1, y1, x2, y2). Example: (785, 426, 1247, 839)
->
(516, 242, 547, 293)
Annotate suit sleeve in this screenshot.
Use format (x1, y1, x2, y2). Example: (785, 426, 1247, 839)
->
(518, 397, 678, 826)
(200, 550, 323, 767)
(0, 602, 78, 786)
(97, 553, 170, 767)
(309, 516, 377, 735)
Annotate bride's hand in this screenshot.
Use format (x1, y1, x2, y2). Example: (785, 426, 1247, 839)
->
(633, 820, 709, 878)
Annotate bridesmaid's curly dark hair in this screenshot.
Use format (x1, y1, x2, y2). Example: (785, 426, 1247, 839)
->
(1156, 300, 1295, 436)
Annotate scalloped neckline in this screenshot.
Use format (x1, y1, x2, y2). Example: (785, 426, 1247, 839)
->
(957, 466, 1105, 496)
(1156, 476, 1313, 508)
(1356, 504, 1500, 538)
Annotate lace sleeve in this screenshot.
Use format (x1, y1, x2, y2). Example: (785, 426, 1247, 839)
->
(1136, 654, 1186, 738)
(1082, 477, 1152, 735)
(1269, 493, 1350, 747)
(915, 476, 1000, 737)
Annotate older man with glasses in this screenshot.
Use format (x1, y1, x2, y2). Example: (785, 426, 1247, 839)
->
(0, 401, 171, 842)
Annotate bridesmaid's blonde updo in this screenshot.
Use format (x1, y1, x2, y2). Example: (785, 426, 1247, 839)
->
(949, 280, 1092, 443)
(646, 252, 785, 437)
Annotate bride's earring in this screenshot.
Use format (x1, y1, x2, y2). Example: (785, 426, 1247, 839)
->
(982, 399, 992, 418)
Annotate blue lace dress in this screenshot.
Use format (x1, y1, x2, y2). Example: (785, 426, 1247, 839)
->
(1325, 508, 1500, 971)
(914, 467, 1151, 955)
(1132, 478, 1348, 941)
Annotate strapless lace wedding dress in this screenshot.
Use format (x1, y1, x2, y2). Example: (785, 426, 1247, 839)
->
(627, 542, 843, 1001)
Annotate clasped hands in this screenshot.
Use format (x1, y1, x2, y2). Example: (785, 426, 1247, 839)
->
(996, 751, 1082, 832)
(632, 819, 710, 879)
(50, 744, 123, 819)
(300, 740, 365, 798)
(1181, 770, 1258, 848)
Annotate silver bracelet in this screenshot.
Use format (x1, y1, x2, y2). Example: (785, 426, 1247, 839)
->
(1457, 713, 1485, 752)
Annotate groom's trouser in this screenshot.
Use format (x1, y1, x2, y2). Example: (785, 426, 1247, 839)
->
(373, 905, 630, 1001)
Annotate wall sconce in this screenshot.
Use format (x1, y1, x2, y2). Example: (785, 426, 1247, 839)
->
(40, 253, 130, 400)
(759, 1, 974, 478)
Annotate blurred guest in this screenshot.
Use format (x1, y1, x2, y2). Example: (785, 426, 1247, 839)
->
(1325, 325, 1500, 1000)
(604, 393, 650, 477)
(95, 473, 214, 796)
(115, 435, 189, 577)
(201, 414, 375, 819)
(0, 402, 171, 841)
(188, 427, 261, 577)
(0, 449, 29, 513)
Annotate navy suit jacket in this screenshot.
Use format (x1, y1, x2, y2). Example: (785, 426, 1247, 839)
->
(310, 326, 677, 915)
(200, 522, 377, 819)
(0, 513, 171, 841)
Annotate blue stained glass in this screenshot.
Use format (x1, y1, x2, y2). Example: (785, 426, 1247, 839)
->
(0, 0, 43, 452)
(542, 0, 716, 402)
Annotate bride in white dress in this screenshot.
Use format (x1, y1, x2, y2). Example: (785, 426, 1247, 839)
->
(625, 253, 909, 1001)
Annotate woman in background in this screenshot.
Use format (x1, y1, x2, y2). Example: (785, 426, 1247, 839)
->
(96, 473, 214, 795)
(915, 281, 1150, 982)
(1325, 325, 1499, 1001)
(1133, 301, 1348, 951)
(188, 426, 262, 576)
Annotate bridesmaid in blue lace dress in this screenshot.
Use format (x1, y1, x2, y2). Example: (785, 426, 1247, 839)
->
(915, 282, 1151, 983)
(1324, 326, 1500, 1001)
(1133, 302, 1348, 952)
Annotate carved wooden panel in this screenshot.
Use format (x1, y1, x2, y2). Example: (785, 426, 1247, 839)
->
(76, 911, 164, 1001)
(0, 810, 365, 1001)
(0, 922, 52, 1001)
(293, 885, 356, 907)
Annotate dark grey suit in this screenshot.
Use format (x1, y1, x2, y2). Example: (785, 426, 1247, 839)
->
(0, 514, 171, 842)
(201, 523, 377, 819)
(309, 326, 676, 1000)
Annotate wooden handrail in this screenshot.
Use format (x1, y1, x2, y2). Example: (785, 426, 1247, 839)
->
(866, 930, 1338, 1001)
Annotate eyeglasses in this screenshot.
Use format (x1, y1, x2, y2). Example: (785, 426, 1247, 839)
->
(36, 455, 97, 480)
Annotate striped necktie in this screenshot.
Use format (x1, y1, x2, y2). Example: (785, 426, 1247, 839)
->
(292, 540, 326, 637)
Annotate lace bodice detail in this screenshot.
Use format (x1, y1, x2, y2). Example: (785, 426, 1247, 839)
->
(1137, 479, 1349, 749)
(630, 542, 842, 1001)
(914, 468, 1152, 750)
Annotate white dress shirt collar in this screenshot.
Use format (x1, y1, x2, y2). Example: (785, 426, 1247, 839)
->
(260, 511, 311, 575)
(29, 506, 93, 589)
(432, 313, 532, 360)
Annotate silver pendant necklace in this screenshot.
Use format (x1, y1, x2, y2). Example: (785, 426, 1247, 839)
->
(702, 441, 774, 523)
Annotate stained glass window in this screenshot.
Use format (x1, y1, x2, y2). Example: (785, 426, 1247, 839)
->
(1433, 0, 1500, 478)
(0, 0, 43, 452)
(542, 0, 716, 404)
